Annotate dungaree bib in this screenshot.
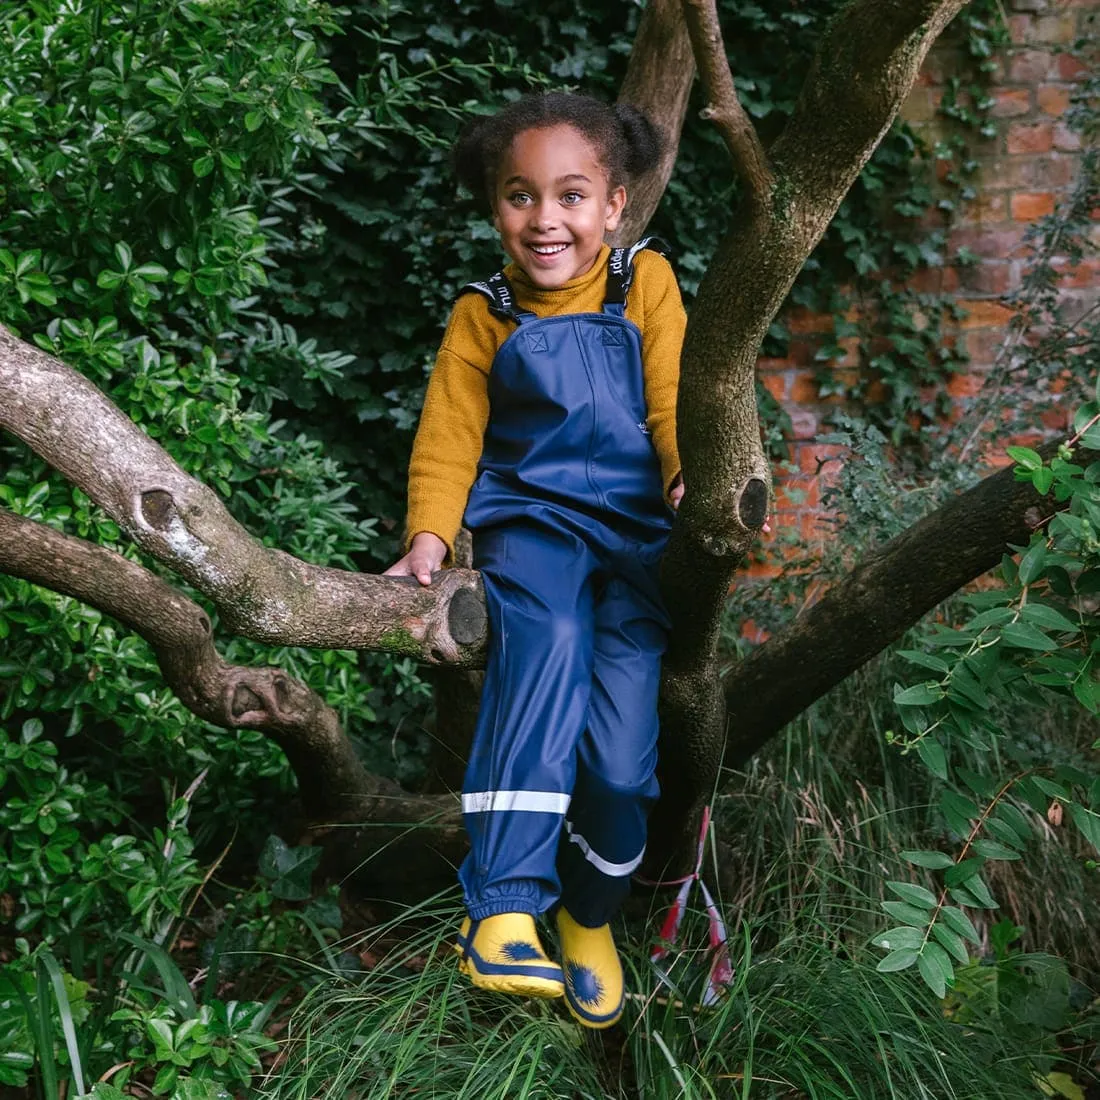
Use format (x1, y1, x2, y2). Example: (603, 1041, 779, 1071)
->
(458, 239, 674, 927)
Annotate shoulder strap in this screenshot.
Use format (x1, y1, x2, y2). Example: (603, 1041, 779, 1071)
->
(458, 270, 532, 324)
(603, 236, 672, 310)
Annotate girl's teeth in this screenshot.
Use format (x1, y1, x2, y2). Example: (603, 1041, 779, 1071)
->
(531, 244, 567, 255)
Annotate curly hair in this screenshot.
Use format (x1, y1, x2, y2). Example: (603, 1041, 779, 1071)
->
(453, 92, 663, 210)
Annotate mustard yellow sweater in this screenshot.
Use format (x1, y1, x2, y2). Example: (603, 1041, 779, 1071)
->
(405, 244, 685, 556)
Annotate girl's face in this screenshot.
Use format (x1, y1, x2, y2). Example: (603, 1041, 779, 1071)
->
(492, 124, 626, 290)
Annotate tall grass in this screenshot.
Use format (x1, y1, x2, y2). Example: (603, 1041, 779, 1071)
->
(262, 896, 1047, 1100)
(258, 599, 1100, 1100)
(717, 645, 1100, 969)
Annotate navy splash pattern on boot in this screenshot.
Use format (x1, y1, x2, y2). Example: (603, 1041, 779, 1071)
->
(501, 941, 542, 962)
(566, 962, 605, 1008)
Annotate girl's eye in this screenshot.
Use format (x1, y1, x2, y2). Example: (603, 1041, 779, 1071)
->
(508, 192, 532, 207)
(561, 191, 584, 205)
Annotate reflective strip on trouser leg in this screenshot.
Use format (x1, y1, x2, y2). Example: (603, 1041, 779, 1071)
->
(459, 522, 599, 920)
(558, 569, 667, 928)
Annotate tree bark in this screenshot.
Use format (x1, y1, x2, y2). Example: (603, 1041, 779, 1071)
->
(723, 440, 1098, 769)
(0, 318, 1084, 881)
(0, 508, 459, 828)
(612, 0, 696, 245)
(0, 325, 487, 666)
(0, 0, 993, 887)
(645, 0, 969, 876)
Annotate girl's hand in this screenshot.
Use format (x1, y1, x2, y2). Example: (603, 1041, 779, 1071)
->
(384, 531, 447, 586)
(669, 474, 685, 510)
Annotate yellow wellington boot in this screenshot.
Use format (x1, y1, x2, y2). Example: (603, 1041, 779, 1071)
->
(455, 913, 564, 999)
(555, 908, 624, 1028)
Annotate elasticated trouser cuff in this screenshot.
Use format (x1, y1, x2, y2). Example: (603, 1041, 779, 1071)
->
(467, 894, 544, 920)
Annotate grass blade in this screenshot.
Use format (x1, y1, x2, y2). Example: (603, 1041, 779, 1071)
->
(39, 951, 86, 1098)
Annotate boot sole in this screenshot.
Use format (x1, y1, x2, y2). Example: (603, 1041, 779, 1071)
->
(562, 995, 624, 1029)
(460, 956, 564, 998)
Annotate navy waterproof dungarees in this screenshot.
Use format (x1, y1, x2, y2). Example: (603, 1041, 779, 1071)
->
(459, 240, 675, 929)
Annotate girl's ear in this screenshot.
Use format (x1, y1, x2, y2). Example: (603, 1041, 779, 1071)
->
(604, 185, 627, 232)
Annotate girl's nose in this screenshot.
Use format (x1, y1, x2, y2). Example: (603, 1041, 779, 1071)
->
(529, 201, 558, 230)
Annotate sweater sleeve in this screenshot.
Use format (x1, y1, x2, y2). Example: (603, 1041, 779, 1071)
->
(633, 250, 686, 496)
(404, 296, 496, 559)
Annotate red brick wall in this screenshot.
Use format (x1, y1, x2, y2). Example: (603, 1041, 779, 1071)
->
(755, 0, 1097, 574)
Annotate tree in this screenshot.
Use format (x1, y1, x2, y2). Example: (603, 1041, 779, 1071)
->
(0, 0, 1089, 884)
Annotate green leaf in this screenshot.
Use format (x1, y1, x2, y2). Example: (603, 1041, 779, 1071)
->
(1074, 675, 1097, 713)
(133, 263, 169, 281)
(941, 789, 980, 830)
(1017, 541, 1047, 585)
(972, 839, 1022, 861)
(886, 881, 938, 908)
(1073, 402, 1099, 435)
(38, 950, 86, 1097)
(881, 900, 932, 927)
(26, 283, 57, 306)
(258, 835, 322, 901)
(152, 1064, 178, 1095)
(96, 269, 125, 290)
(193, 155, 215, 178)
(113, 241, 132, 271)
(245, 110, 265, 131)
(898, 650, 950, 674)
(1001, 622, 1056, 650)
(877, 949, 920, 973)
(945, 856, 986, 887)
(1068, 803, 1100, 852)
(900, 849, 953, 869)
(1032, 466, 1055, 495)
(918, 942, 953, 997)
(872, 926, 925, 952)
(148, 1016, 175, 1050)
(16, 249, 41, 276)
(1006, 445, 1042, 471)
(961, 873, 998, 909)
(894, 682, 945, 706)
(931, 922, 970, 963)
(983, 817, 1025, 849)
(1020, 604, 1079, 634)
(916, 738, 949, 780)
(89, 1085, 127, 1099)
(967, 607, 1016, 631)
(940, 905, 981, 944)
(1034, 776, 1070, 800)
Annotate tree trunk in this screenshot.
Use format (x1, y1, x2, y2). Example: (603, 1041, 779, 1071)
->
(0, 0, 999, 889)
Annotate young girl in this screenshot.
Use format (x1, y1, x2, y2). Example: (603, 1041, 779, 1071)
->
(385, 92, 685, 1029)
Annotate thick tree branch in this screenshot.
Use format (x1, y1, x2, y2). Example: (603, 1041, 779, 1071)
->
(0, 325, 487, 666)
(0, 508, 460, 828)
(773, 0, 967, 234)
(647, 0, 989, 874)
(613, 0, 696, 244)
(723, 440, 1098, 768)
(680, 0, 773, 202)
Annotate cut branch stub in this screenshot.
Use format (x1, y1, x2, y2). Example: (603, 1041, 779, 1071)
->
(140, 488, 176, 530)
(449, 585, 487, 647)
(231, 684, 266, 719)
(738, 477, 769, 528)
